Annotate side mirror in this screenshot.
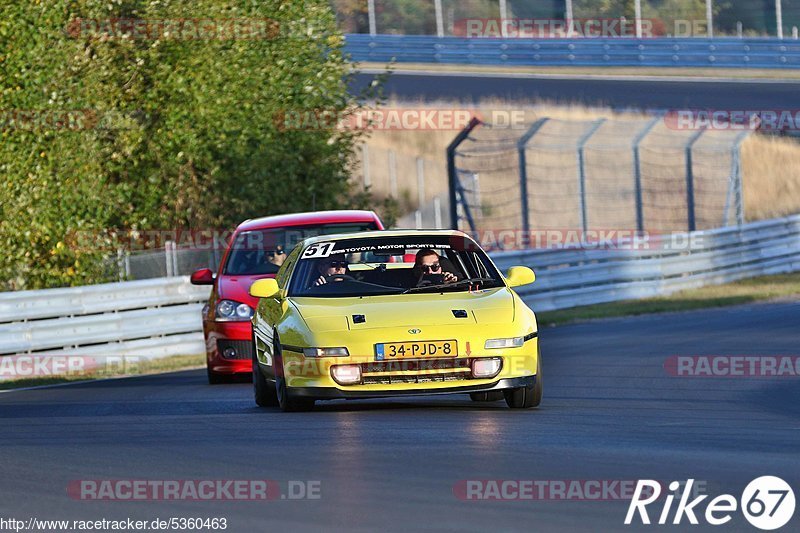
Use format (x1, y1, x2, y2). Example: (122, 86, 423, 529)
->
(190, 268, 215, 285)
(505, 266, 535, 288)
(249, 278, 281, 299)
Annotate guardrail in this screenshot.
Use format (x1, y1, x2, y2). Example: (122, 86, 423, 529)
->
(1, 215, 798, 368)
(345, 34, 800, 68)
(0, 277, 211, 360)
(491, 214, 800, 311)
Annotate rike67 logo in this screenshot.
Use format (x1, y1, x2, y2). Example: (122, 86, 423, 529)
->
(626, 477, 795, 530)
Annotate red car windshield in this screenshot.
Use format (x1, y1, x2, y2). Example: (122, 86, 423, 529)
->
(223, 223, 378, 276)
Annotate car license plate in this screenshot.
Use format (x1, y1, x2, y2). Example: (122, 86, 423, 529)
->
(375, 340, 457, 360)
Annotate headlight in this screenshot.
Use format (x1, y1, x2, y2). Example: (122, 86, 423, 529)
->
(303, 347, 350, 357)
(215, 300, 253, 321)
(484, 337, 524, 349)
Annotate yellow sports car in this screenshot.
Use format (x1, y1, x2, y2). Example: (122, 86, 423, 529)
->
(249, 230, 540, 411)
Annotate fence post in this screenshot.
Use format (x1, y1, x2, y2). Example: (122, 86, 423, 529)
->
(517, 118, 549, 245)
(632, 115, 662, 233)
(368, 0, 376, 36)
(685, 127, 707, 232)
(434, 196, 442, 228)
(577, 119, 606, 235)
(499, 0, 508, 37)
(362, 144, 371, 188)
(165, 241, 174, 277)
(733, 130, 750, 226)
(388, 149, 398, 198)
(435, 0, 444, 37)
(416, 157, 425, 208)
(117, 248, 124, 281)
(447, 117, 482, 229)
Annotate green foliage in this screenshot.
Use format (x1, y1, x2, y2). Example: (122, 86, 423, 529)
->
(1, 0, 366, 290)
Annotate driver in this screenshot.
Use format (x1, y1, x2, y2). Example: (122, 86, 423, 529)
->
(313, 254, 350, 286)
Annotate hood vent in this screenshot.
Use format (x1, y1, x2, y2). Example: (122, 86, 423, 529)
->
(451, 309, 468, 318)
(352, 314, 366, 324)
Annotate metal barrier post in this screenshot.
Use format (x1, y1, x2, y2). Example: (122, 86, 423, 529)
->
(577, 119, 606, 235)
(447, 117, 482, 230)
(517, 118, 549, 244)
(632, 115, 662, 233)
(685, 127, 707, 232)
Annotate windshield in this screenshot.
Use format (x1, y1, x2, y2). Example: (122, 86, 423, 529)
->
(288, 235, 504, 297)
(223, 223, 378, 276)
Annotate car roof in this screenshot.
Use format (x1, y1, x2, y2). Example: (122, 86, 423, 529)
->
(236, 210, 381, 232)
(300, 228, 471, 247)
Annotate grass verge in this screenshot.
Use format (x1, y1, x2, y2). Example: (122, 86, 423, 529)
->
(537, 272, 800, 327)
(0, 353, 205, 391)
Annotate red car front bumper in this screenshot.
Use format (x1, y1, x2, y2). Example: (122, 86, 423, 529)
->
(204, 320, 253, 375)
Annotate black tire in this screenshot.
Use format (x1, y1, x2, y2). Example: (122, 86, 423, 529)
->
(470, 391, 505, 402)
(273, 337, 315, 412)
(504, 355, 543, 409)
(253, 332, 278, 407)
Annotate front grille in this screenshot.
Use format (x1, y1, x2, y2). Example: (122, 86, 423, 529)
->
(363, 358, 471, 373)
(357, 358, 475, 386)
(217, 339, 253, 360)
(362, 372, 470, 386)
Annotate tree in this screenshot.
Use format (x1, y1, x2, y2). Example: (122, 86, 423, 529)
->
(1, 0, 369, 290)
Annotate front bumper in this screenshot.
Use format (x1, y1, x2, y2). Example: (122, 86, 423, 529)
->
(288, 375, 536, 400)
(204, 320, 253, 374)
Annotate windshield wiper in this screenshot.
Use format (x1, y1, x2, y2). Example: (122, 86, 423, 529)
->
(401, 277, 500, 294)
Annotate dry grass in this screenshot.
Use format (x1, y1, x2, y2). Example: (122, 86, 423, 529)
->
(357, 62, 800, 81)
(359, 99, 800, 226)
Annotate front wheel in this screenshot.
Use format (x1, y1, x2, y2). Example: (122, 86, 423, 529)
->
(504, 355, 542, 409)
(253, 329, 278, 407)
(273, 337, 315, 412)
(276, 376, 315, 412)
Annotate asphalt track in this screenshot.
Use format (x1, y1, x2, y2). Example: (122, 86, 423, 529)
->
(2, 301, 799, 532)
(351, 71, 800, 110)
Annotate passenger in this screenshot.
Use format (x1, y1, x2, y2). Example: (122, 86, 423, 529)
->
(411, 249, 458, 286)
(266, 245, 286, 267)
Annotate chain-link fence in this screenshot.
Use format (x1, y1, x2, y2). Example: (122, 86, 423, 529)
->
(334, 0, 800, 39)
(105, 242, 222, 281)
(448, 115, 751, 239)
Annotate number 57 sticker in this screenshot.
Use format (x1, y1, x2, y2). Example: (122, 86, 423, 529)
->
(302, 242, 336, 259)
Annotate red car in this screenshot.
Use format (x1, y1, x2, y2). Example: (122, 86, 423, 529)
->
(191, 210, 384, 383)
